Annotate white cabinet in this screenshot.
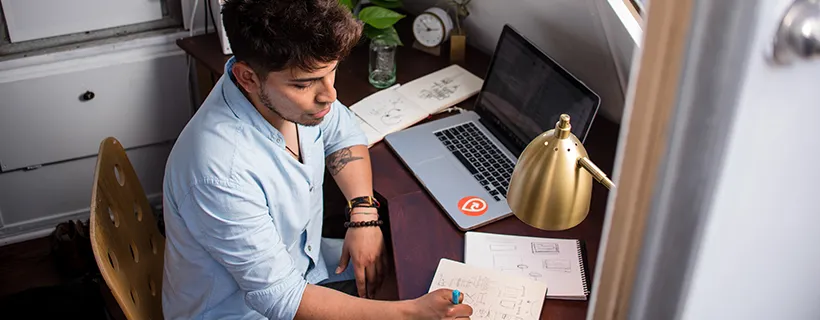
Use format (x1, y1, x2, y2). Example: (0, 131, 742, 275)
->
(0, 31, 192, 243)
(1, 0, 164, 42)
(0, 143, 172, 230)
(0, 53, 191, 172)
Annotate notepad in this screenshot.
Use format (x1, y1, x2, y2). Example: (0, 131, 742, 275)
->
(464, 232, 590, 300)
(350, 64, 483, 147)
(428, 258, 547, 320)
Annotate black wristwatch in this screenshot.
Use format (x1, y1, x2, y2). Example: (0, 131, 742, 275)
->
(344, 196, 380, 221)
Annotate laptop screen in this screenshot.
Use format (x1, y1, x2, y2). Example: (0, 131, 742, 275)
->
(475, 25, 600, 155)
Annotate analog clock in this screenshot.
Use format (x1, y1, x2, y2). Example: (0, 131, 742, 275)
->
(412, 7, 454, 48)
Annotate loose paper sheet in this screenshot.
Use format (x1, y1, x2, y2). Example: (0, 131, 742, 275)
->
(428, 258, 547, 320)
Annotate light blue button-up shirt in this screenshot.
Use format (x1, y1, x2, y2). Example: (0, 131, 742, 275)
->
(161, 57, 367, 320)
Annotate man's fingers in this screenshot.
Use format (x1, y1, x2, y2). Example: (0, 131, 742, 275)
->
(375, 254, 385, 290)
(336, 246, 350, 274)
(447, 304, 474, 318)
(355, 264, 367, 298)
(366, 264, 377, 298)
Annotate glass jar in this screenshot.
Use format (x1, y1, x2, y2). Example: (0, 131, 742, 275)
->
(368, 34, 397, 88)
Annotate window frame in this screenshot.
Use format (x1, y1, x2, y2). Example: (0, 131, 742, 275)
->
(0, 0, 183, 59)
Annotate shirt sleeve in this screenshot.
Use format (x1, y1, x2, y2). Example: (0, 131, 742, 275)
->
(319, 100, 368, 156)
(179, 179, 306, 320)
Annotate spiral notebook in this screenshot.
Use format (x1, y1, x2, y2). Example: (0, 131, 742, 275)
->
(464, 231, 590, 300)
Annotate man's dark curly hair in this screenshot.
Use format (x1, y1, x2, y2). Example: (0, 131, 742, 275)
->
(222, 0, 362, 77)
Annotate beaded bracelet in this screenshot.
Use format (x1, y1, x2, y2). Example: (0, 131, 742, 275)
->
(344, 220, 384, 228)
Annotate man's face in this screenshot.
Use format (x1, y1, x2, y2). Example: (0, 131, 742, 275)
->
(234, 60, 339, 126)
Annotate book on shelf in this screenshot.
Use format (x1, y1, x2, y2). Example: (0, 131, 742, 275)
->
(350, 64, 483, 147)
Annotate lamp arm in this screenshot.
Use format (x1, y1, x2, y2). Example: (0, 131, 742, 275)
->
(578, 157, 615, 190)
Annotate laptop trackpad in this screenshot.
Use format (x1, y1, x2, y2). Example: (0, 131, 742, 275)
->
(416, 156, 471, 191)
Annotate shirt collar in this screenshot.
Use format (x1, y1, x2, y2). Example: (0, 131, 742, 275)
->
(221, 57, 287, 146)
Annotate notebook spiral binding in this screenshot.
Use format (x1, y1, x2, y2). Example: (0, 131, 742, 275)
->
(577, 239, 591, 296)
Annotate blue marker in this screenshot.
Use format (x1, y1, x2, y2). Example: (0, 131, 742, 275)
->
(452, 290, 461, 304)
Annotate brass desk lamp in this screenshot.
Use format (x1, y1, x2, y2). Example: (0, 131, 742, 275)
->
(507, 114, 615, 231)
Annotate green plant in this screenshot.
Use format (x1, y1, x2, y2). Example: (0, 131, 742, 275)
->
(340, 0, 406, 46)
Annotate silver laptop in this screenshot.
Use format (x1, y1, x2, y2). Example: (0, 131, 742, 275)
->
(384, 24, 601, 231)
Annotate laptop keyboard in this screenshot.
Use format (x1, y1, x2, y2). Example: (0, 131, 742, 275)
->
(434, 122, 516, 202)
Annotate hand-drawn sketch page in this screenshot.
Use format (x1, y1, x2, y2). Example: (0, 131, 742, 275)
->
(353, 113, 385, 147)
(349, 88, 429, 139)
(396, 64, 483, 115)
(428, 258, 547, 320)
(464, 232, 587, 300)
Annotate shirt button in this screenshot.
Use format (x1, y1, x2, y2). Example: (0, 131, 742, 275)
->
(307, 245, 312, 251)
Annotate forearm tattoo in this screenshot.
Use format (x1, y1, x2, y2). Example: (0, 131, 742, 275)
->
(326, 147, 363, 176)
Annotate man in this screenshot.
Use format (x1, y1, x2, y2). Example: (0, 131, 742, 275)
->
(161, 0, 473, 319)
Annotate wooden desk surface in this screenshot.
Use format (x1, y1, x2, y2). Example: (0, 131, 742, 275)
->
(176, 18, 620, 319)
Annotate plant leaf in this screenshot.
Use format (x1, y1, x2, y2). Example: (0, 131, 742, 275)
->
(364, 25, 403, 46)
(358, 6, 405, 29)
(368, 0, 403, 9)
(339, 0, 356, 10)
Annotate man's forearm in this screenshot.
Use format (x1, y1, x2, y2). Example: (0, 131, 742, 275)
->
(295, 284, 413, 319)
(326, 145, 374, 203)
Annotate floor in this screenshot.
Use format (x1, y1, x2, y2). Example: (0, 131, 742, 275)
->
(0, 234, 120, 319)
(0, 236, 65, 299)
(0, 230, 398, 317)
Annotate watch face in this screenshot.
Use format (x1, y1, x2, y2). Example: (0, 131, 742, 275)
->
(413, 13, 444, 47)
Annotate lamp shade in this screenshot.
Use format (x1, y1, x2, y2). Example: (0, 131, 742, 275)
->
(506, 114, 614, 231)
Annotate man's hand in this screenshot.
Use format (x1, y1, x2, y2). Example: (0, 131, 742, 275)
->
(408, 288, 473, 319)
(336, 207, 386, 298)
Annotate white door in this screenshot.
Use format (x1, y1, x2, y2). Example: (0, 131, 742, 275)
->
(679, 0, 820, 318)
(590, 0, 820, 319)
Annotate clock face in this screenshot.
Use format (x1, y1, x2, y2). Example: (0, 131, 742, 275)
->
(413, 13, 445, 47)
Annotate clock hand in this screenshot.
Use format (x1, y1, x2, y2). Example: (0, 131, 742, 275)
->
(422, 20, 436, 32)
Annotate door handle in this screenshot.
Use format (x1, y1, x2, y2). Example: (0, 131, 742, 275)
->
(773, 0, 820, 64)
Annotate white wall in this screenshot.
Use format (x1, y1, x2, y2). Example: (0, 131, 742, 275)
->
(405, 0, 640, 123)
(680, 0, 820, 318)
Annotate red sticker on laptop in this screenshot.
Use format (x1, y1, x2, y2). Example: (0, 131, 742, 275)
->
(458, 196, 488, 216)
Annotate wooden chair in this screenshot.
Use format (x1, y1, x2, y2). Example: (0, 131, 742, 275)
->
(89, 137, 165, 320)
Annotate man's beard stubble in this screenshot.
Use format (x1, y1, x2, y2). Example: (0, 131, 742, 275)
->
(258, 88, 323, 127)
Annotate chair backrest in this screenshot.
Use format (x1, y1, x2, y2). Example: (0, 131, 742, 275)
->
(89, 137, 165, 320)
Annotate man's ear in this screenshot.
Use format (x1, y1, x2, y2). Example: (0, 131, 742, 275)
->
(231, 62, 262, 94)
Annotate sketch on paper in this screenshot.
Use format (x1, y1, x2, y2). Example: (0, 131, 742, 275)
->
(489, 244, 517, 251)
(463, 292, 487, 305)
(363, 96, 409, 126)
(499, 299, 517, 309)
(493, 254, 525, 273)
(544, 259, 571, 273)
(417, 73, 464, 101)
(429, 259, 546, 319)
(464, 232, 586, 300)
(531, 242, 559, 254)
(501, 285, 525, 298)
(350, 89, 428, 136)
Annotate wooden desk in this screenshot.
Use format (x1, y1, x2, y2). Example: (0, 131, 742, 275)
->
(176, 18, 620, 319)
